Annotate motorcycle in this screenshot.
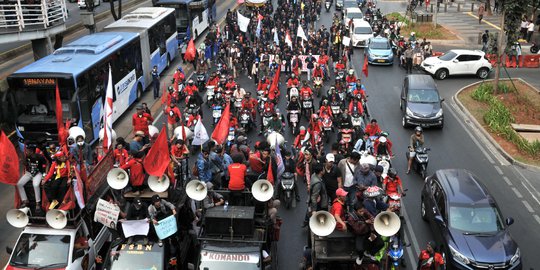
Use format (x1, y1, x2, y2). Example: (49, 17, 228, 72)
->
(321, 114, 333, 143)
(351, 112, 365, 135)
(239, 109, 252, 132)
(330, 101, 342, 118)
(185, 105, 200, 131)
(377, 155, 392, 178)
(384, 234, 405, 270)
(410, 147, 430, 179)
(262, 111, 273, 132)
(301, 97, 314, 120)
(288, 110, 300, 135)
(314, 77, 323, 98)
(212, 104, 223, 125)
(280, 172, 297, 209)
(196, 73, 206, 92)
(234, 97, 243, 112)
(335, 69, 345, 84)
(226, 127, 235, 150)
(325, 0, 331, 12)
(205, 85, 215, 106)
(339, 128, 354, 156)
(531, 42, 539, 54)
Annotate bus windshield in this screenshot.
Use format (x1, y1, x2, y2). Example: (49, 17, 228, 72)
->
(105, 243, 164, 270)
(10, 233, 71, 268)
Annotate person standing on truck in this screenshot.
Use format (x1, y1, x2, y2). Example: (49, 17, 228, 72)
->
(201, 182, 225, 210)
(124, 197, 149, 245)
(132, 105, 154, 144)
(120, 151, 146, 196)
(303, 163, 328, 228)
(70, 135, 94, 172)
(331, 188, 348, 232)
(148, 194, 177, 247)
(17, 145, 48, 214)
(42, 152, 73, 209)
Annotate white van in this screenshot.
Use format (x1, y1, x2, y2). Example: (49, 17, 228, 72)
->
(350, 19, 373, 47)
(78, 0, 101, 9)
(343, 7, 363, 28)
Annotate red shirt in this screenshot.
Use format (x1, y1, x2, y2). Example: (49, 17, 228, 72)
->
(171, 144, 188, 158)
(225, 81, 237, 91)
(185, 85, 197, 96)
(300, 86, 313, 98)
(335, 63, 345, 70)
(229, 117, 238, 128)
(132, 113, 154, 136)
(257, 80, 270, 91)
(318, 105, 333, 118)
(313, 68, 323, 78)
(287, 78, 299, 87)
(346, 75, 357, 84)
(364, 123, 381, 137)
(418, 250, 444, 270)
(113, 148, 128, 165)
(228, 163, 247, 190)
(121, 158, 145, 186)
(318, 55, 329, 65)
(43, 161, 71, 181)
(165, 107, 182, 124)
(383, 176, 402, 194)
(349, 100, 364, 115)
(330, 198, 346, 230)
(207, 77, 219, 87)
(248, 153, 264, 174)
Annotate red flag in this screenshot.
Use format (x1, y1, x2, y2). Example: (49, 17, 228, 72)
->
(268, 66, 281, 100)
(143, 127, 171, 176)
(0, 131, 20, 185)
(55, 82, 67, 146)
(267, 158, 274, 185)
(362, 55, 369, 77)
(58, 185, 76, 211)
(211, 101, 231, 145)
(184, 39, 196, 62)
(161, 83, 169, 105)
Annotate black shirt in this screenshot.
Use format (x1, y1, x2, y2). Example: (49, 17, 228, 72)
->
(322, 165, 341, 197)
(126, 203, 149, 220)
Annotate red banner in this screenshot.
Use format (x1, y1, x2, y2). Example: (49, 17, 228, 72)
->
(184, 39, 196, 62)
(143, 127, 171, 176)
(55, 83, 67, 146)
(211, 101, 231, 145)
(0, 131, 20, 185)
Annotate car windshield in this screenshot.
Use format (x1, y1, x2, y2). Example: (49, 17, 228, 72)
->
(10, 233, 70, 268)
(407, 89, 440, 103)
(371, 41, 390, 50)
(105, 243, 164, 270)
(439, 51, 457, 61)
(354, 27, 372, 34)
(449, 205, 504, 233)
(349, 12, 363, 19)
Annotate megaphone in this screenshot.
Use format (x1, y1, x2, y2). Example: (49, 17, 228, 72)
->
(99, 128, 117, 142)
(46, 209, 68, 229)
(148, 125, 159, 138)
(107, 168, 129, 190)
(6, 208, 30, 228)
(374, 211, 401, 237)
(174, 126, 193, 140)
(266, 132, 285, 149)
(148, 175, 170, 193)
(252, 179, 274, 202)
(68, 126, 86, 142)
(186, 180, 207, 201)
(309, 211, 336, 237)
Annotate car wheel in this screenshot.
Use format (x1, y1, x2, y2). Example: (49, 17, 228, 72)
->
(477, 67, 489, 79)
(421, 200, 428, 221)
(136, 84, 143, 101)
(402, 116, 409, 128)
(435, 69, 448, 80)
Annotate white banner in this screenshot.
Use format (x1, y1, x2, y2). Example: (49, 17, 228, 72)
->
(94, 199, 120, 229)
(122, 219, 150, 238)
(237, 11, 250, 33)
(342, 36, 351, 47)
(192, 118, 209, 146)
(262, 54, 320, 72)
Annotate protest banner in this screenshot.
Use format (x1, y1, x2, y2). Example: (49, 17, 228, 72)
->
(154, 215, 177, 240)
(94, 199, 120, 229)
(122, 219, 150, 238)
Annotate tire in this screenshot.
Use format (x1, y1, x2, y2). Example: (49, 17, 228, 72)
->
(421, 199, 428, 221)
(166, 55, 171, 69)
(402, 116, 409, 128)
(421, 164, 427, 179)
(531, 46, 539, 54)
(136, 84, 143, 101)
(435, 69, 448, 80)
(477, 67, 489, 79)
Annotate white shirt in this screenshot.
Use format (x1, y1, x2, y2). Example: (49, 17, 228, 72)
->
(343, 161, 356, 187)
(521, 20, 529, 28)
(528, 22, 535, 32)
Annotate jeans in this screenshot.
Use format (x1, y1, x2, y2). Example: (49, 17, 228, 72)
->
(17, 172, 42, 202)
(343, 185, 357, 210)
(153, 80, 160, 98)
(307, 68, 313, 81)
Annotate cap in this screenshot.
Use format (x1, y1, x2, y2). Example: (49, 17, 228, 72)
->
(336, 188, 348, 197)
(151, 194, 161, 203)
(135, 131, 145, 136)
(136, 105, 144, 110)
(325, 153, 335, 162)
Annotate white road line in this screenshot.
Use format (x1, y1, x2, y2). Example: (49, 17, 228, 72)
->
(533, 214, 540, 225)
(494, 165, 503, 175)
(503, 176, 512, 186)
(511, 187, 523, 198)
(400, 201, 420, 269)
(515, 169, 540, 207)
(522, 200, 534, 213)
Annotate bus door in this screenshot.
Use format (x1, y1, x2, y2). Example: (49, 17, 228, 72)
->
(77, 71, 103, 143)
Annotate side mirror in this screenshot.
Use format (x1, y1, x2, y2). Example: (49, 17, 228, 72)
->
(452, 59, 458, 63)
(6, 246, 13, 255)
(506, 217, 514, 226)
(74, 249, 85, 259)
(434, 215, 446, 226)
(440, 98, 445, 102)
(401, 96, 406, 100)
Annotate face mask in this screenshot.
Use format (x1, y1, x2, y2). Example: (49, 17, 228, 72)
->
(77, 142, 84, 146)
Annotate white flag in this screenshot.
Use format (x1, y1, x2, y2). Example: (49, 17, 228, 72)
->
(102, 66, 114, 151)
(192, 118, 209, 146)
(285, 31, 292, 48)
(273, 28, 279, 45)
(237, 11, 250, 33)
(297, 25, 308, 41)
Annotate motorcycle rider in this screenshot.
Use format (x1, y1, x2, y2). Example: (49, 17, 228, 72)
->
(258, 76, 271, 93)
(317, 51, 330, 79)
(382, 168, 403, 196)
(300, 81, 313, 99)
(418, 241, 445, 270)
(353, 133, 374, 154)
(318, 99, 333, 119)
(266, 113, 283, 134)
(374, 136, 393, 157)
(407, 126, 424, 174)
(286, 73, 299, 92)
(232, 86, 246, 114)
(364, 119, 382, 137)
(294, 126, 311, 149)
(335, 59, 345, 72)
(185, 92, 203, 118)
(172, 67, 185, 91)
(241, 92, 258, 120)
(225, 76, 237, 93)
(313, 64, 324, 80)
(327, 86, 342, 104)
(348, 94, 365, 116)
(206, 72, 219, 87)
(345, 69, 357, 84)
(184, 79, 198, 97)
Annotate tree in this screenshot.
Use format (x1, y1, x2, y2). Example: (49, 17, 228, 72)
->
(110, 0, 123, 21)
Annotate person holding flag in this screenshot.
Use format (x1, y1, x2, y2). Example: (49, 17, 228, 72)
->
(164, 102, 182, 138)
(42, 152, 74, 209)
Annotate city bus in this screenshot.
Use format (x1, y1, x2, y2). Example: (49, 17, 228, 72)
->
(6, 32, 145, 144)
(152, 0, 210, 47)
(104, 7, 178, 75)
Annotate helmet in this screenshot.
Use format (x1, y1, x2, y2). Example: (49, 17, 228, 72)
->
(348, 69, 354, 75)
(311, 114, 319, 120)
(415, 126, 423, 133)
(380, 131, 389, 137)
(168, 86, 174, 91)
(387, 168, 397, 178)
(291, 73, 296, 78)
(379, 136, 387, 143)
(300, 126, 306, 131)
(330, 86, 335, 91)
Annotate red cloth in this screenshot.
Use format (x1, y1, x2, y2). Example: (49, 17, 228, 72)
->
(293, 132, 307, 148)
(165, 107, 182, 124)
(335, 63, 345, 70)
(211, 101, 231, 145)
(313, 68, 323, 78)
(318, 105, 333, 118)
(225, 81, 237, 91)
(143, 127, 171, 176)
(0, 131, 20, 185)
(362, 56, 369, 77)
(248, 153, 264, 174)
(229, 117, 238, 129)
(383, 176, 402, 194)
(228, 163, 247, 190)
(173, 71, 185, 86)
(43, 161, 70, 182)
(121, 158, 145, 186)
(318, 55, 329, 65)
(257, 80, 270, 91)
(348, 101, 364, 115)
(330, 198, 346, 230)
(185, 85, 197, 96)
(171, 144, 188, 158)
(207, 76, 219, 87)
(113, 148, 129, 165)
(287, 78, 299, 88)
(418, 250, 444, 270)
(266, 159, 274, 185)
(184, 39, 196, 61)
(300, 86, 313, 98)
(55, 83, 68, 146)
(364, 123, 381, 137)
(132, 112, 154, 136)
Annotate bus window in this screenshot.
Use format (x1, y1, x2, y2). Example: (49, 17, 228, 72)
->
(76, 74, 96, 142)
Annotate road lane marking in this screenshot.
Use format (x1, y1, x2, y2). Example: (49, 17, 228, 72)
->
(494, 165, 503, 175)
(511, 187, 523, 198)
(515, 169, 540, 207)
(400, 201, 420, 268)
(465, 12, 502, 30)
(503, 176, 512, 186)
(522, 200, 534, 213)
(534, 214, 540, 225)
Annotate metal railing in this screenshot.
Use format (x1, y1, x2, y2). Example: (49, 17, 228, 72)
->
(0, 0, 68, 31)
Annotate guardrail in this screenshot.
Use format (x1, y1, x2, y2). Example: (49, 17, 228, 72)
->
(0, 0, 68, 31)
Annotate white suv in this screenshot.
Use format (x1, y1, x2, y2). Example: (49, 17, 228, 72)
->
(421, 49, 492, 80)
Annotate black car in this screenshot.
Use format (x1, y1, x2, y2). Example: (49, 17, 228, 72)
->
(400, 74, 444, 128)
(421, 169, 521, 270)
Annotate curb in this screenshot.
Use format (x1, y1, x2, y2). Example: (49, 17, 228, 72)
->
(452, 78, 540, 172)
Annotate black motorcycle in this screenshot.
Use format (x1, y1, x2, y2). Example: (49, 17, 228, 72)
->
(280, 172, 297, 209)
(411, 147, 430, 179)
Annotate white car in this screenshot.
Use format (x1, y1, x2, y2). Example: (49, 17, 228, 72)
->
(78, 0, 101, 9)
(421, 49, 492, 80)
(350, 19, 373, 47)
(343, 7, 363, 28)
